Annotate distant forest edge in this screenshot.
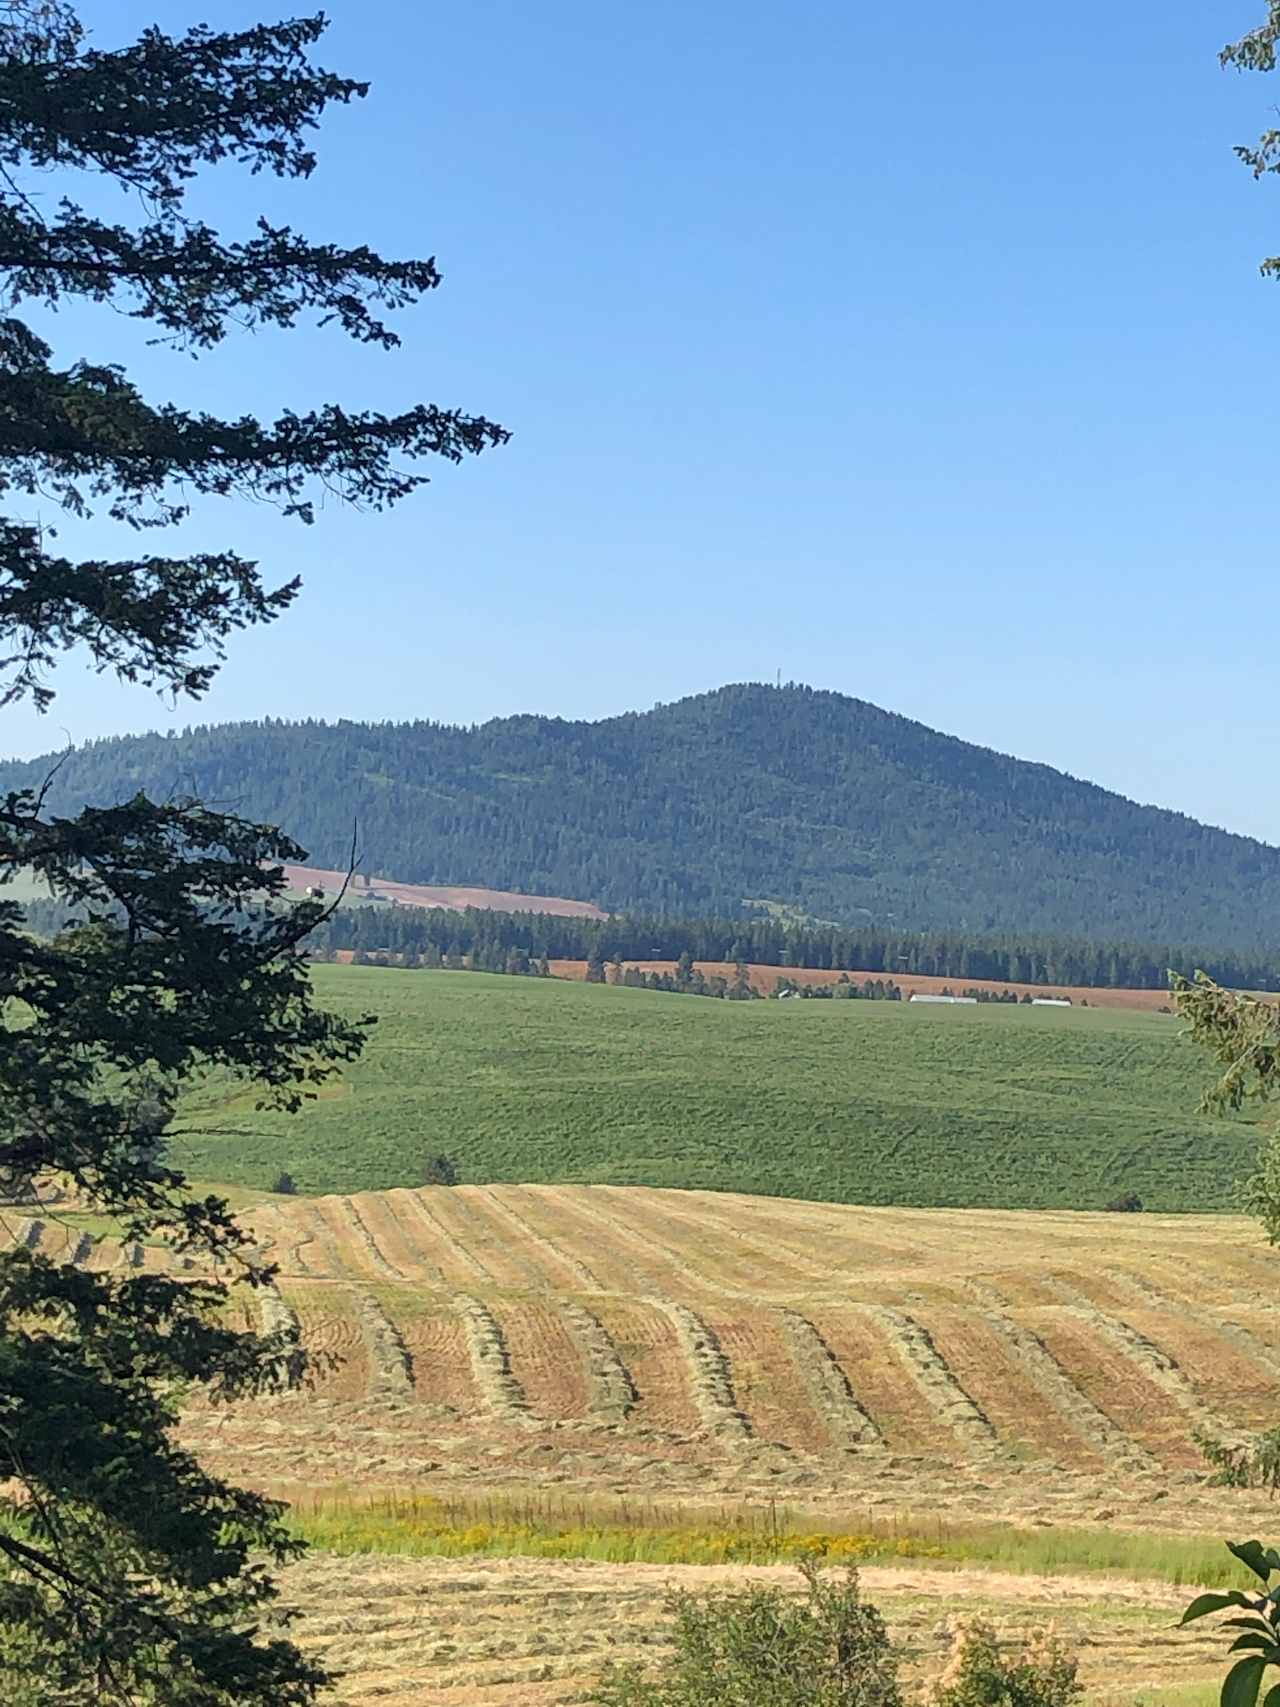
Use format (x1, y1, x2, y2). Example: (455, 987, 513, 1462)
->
(18, 894, 1279, 993)
(5, 681, 1280, 946)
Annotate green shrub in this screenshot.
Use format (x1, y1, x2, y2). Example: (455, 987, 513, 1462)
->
(590, 1562, 900, 1707)
(930, 1618, 1082, 1707)
(1195, 1429, 1280, 1492)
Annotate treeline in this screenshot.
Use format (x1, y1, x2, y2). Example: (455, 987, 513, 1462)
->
(19, 890, 1280, 991)
(304, 903, 1280, 991)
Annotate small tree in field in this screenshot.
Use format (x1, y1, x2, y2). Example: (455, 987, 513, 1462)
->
(423, 1153, 460, 1187)
(591, 1564, 901, 1707)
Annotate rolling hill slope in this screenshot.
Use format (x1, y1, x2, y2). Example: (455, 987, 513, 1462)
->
(172, 966, 1252, 1210)
(5, 681, 1280, 941)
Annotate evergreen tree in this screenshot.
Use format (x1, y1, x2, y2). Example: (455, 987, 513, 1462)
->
(0, 7, 504, 1701)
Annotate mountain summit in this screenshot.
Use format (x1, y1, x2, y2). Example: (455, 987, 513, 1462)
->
(3, 682, 1276, 945)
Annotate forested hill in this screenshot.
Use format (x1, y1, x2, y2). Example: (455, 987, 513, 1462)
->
(4, 682, 1279, 947)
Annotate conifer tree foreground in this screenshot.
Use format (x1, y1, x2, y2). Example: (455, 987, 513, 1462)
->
(0, 6, 506, 1700)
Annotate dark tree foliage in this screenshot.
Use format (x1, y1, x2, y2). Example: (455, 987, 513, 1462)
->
(136, 899, 1279, 995)
(0, 6, 504, 1701)
(7, 682, 1280, 946)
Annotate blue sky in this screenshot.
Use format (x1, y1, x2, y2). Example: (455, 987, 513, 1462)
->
(6, 2, 1280, 842)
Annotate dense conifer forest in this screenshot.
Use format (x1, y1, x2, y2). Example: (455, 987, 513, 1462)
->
(18, 894, 1278, 993)
(6, 682, 1280, 947)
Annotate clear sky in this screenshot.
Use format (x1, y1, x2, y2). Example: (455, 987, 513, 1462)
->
(6, 2, 1280, 842)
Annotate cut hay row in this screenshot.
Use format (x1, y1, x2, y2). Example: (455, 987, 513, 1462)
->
(779, 1310, 884, 1448)
(284, 1283, 371, 1402)
(479, 1188, 606, 1292)
(610, 1189, 828, 1298)
(391, 1299, 475, 1414)
(519, 1190, 658, 1293)
(652, 1300, 751, 1443)
(256, 1283, 308, 1393)
(570, 1189, 747, 1301)
(591, 1299, 705, 1436)
(348, 1194, 430, 1283)
(378, 1193, 450, 1285)
(687, 1192, 927, 1287)
(557, 1300, 637, 1422)
(974, 1307, 1155, 1474)
(1026, 1311, 1198, 1468)
(454, 1294, 538, 1426)
(288, 1201, 349, 1279)
(388, 1190, 496, 1287)
(860, 1305, 999, 1459)
(488, 1299, 592, 1422)
(1042, 1271, 1235, 1418)
(352, 1289, 416, 1400)
(1055, 1296, 1238, 1444)
(425, 1189, 552, 1292)
(541, 1190, 695, 1295)
(334, 1195, 405, 1281)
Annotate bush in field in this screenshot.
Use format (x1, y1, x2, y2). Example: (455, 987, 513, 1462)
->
(930, 1618, 1081, 1707)
(423, 1153, 460, 1186)
(590, 1563, 901, 1707)
(1195, 1428, 1280, 1492)
(271, 1171, 298, 1196)
(1104, 1191, 1143, 1212)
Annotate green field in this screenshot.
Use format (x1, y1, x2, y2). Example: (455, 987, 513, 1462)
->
(171, 966, 1258, 1210)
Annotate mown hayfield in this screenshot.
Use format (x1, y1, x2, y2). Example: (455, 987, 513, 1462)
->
(174, 965, 1252, 1209)
(19, 1178, 1274, 1705)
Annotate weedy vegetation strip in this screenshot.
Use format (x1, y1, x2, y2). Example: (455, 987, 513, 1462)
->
(282, 1492, 1265, 1585)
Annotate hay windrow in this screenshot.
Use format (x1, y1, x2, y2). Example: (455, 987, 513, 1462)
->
(455, 1293, 538, 1426)
(780, 1309, 883, 1448)
(558, 1300, 637, 1422)
(861, 1305, 998, 1458)
(353, 1289, 415, 1399)
(652, 1300, 751, 1443)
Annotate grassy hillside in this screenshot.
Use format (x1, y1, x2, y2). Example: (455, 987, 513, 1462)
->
(174, 966, 1255, 1209)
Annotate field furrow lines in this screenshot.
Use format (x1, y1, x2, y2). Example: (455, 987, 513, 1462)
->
(1044, 1279, 1236, 1440)
(703, 1307, 833, 1450)
(621, 1193, 840, 1295)
(481, 1188, 608, 1292)
(1026, 1310, 1199, 1466)
(376, 1192, 450, 1285)
(779, 1309, 884, 1448)
(391, 1190, 499, 1286)
(444, 1189, 569, 1291)
(590, 1299, 703, 1435)
(541, 1190, 705, 1296)
(911, 1308, 1111, 1470)
(348, 1194, 433, 1282)
(982, 1308, 1156, 1474)
(486, 1299, 592, 1422)
(386, 1292, 476, 1413)
(420, 1190, 546, 1291)
(337, 1195, 406, 1279)
(455, 1294, 538, 1425)
(282, 1282, 371, 1401)
(584, 1186, 770, 1301)
(287, 1201, 351, 1278)
(859, 1305, 999, 1459)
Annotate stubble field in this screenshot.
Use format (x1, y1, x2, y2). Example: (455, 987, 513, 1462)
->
(19, 1182, 1280, 1703)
